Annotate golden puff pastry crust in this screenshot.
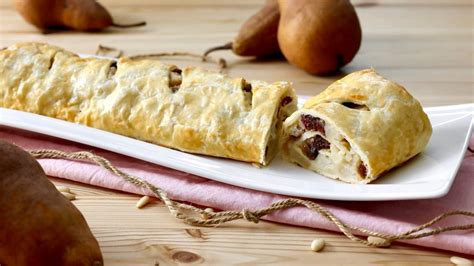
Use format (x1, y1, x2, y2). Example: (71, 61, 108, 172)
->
(0, 42, 297, 165)
(281, 69, 432, 183)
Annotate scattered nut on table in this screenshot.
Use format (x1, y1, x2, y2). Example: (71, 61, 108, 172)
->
(450, 256, 473, 266)
(136, 196, 151, 209)
(202, 208, 214, 219)
(55, 185, 71, 193)
(61, 192, 76, 201)
(310, 238, 325, 252)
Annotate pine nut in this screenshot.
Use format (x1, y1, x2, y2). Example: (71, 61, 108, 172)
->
(136, 196, 151, 209)
(56, 185, 71, 193)
(310, 238, 325, 252)
(202, 208, 214, 219)
(450, 256, 473, 266)
(61, 192, 76, 201)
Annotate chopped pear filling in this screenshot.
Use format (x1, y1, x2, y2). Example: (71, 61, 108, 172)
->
(289, 114, 367, 181)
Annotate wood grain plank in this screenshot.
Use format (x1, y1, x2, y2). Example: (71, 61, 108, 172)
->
(49, 177, 474, 265)
(0, 0, 472, 107)
(1, 0, 473, 264)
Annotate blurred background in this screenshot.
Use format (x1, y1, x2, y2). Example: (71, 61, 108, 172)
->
(0, 0, 472, 105)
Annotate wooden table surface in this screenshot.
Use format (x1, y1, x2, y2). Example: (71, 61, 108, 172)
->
(1, 0, 473, 265)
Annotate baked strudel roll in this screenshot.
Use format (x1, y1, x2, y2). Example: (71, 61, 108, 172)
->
(281, 69, 432, 183)
(0, 42, 297, 165)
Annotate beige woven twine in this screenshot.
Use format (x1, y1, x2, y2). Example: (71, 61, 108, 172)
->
(29, 149, 474, 248)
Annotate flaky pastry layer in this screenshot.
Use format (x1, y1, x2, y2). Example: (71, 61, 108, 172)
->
(0, 42, 297, 165)
(281, 69, 432, 183)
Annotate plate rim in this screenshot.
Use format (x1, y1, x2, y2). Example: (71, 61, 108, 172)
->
(0, 103, 472, 201)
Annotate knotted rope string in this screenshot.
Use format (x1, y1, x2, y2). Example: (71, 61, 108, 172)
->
(29, 149, 474, 248)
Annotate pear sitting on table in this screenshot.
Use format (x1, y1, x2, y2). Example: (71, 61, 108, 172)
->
(0, 140, 103, 266)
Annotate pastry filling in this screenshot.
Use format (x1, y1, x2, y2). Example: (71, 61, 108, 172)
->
(358, 163, 367, 177)
(287, 114, 367, 181)
(342, 102, 369, 111)
(242, 80, 253, 108)
(263, 95, 295, 164)
(281, 96, 293, 107)
(48, 55, 55, 70)
(301, 114, 325, 134)
(108, 61, 117, 78)
(301, 135, 330, 160)
(169, 68, 182, 92)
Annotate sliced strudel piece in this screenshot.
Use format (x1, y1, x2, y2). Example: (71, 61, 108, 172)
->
(281, 69, 432, 183)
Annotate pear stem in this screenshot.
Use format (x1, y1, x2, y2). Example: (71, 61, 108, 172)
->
(129, 52, 227, 73)
(203, 42, 233, 57)
(112, 21, 147, 28)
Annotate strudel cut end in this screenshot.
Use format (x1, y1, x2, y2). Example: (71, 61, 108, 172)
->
(281, 69, 432, 184)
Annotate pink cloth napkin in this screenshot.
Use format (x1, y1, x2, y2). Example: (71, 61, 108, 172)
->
(1, 126, 473, 254)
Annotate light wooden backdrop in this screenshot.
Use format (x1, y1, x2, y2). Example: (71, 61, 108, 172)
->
(0, 0, 473, 265)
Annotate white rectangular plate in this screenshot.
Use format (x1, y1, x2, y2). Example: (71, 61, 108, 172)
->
(0, 103, 472, 201)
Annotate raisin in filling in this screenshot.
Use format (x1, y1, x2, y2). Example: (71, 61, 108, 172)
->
(301, 135, 330, 160)
(242, 80, 253, 109)
(169, 68, 182, 93)
(301, 115, 325, 135)
(281, 96, 293, 107)
(358, 163, 367, 177)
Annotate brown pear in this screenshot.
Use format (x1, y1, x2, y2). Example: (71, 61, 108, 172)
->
(205, 0, 280, 57)
(13, 0, 145, 31)
(0, 140, 103, 265)
(277, 0, 362, 75)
